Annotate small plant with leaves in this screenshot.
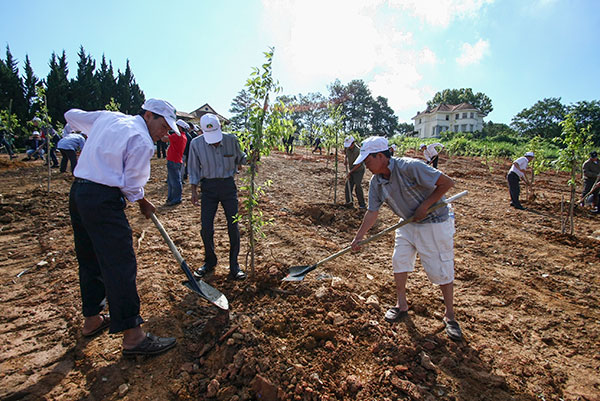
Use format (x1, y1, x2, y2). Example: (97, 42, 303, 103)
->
(554, 113, 593, 234)
(320, 104, 345, 203)
(105, 97, 121, 111)
(234, 48, 292, 275)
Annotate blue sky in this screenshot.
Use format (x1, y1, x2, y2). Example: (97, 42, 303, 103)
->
(1, 0, 599, 125)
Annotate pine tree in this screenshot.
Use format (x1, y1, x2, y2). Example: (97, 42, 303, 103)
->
(46, 51, 71, 124)
(96, 54, 117, 109)
(23, 54, 40, 120)
(71, 46, 99, 110)
(0, 45, 27, 121)
(116, 60, 145, 114)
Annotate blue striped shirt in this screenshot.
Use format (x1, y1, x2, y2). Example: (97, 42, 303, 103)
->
(188, 133, 246, 184)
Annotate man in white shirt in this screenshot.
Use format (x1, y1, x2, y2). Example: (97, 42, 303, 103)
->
(65, 99, 179, 356)
(420, 143, 444, 169)
(507, 151, 534, 210)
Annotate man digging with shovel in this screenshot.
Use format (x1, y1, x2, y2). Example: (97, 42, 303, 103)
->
(350, 136, 463, 341)
(65, 99, 179, 356)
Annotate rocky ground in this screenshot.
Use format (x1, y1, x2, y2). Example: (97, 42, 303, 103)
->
(0, 148, 599, 401)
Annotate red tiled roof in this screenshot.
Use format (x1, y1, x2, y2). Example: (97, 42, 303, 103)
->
(412, 102, 480, 119)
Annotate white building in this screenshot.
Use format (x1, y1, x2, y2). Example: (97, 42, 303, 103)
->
(411, 103, 485, 139)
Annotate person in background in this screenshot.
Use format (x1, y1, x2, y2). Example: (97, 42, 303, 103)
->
(188, 113, 247, 281)
(350, 136, 462, 341)
(420, 142, 444, 169)
(0, 116, 17, 159)
(343, 135, 366, 209)
(581, 150, 599, 213)
(312, 136, 323, 155)
(156, 136, 167, 159)
(182, 124, 198, 183)
(25, 131, 44, 160)
(389, 144, 397, 156)
(32, 117, 60, 168)
(507, 151, 534, 210)
(164, 119, 188, 206)
(57, 129, 86, 174)
(65, 98, 179, 356)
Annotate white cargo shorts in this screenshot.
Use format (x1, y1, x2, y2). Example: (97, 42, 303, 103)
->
(391, 217, 455, 285)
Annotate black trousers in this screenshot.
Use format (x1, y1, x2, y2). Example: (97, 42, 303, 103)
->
(59, 149, 78, 173)
(507, 172, 522, 207)
(69, 180, 143, 333)
(430, 155, 439, 169)
(200, 177, 240, 270)
(583, 178, 599, 206)
(345, 169, 366, 208)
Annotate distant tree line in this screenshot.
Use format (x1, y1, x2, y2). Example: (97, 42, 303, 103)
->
(229, 79, 402, 141)
(0, 45, 145, 147)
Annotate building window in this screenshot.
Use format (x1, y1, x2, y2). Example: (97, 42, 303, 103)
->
(462, 113, 467, 119)
(461, 124, 467, 131)
(455, 114, 459, 120)
(470, 124, 474, 131)
(454, 125, 458, 132)
(445, 115, 449, 120)
(470, 112, 474, 118)
(419, 118, 422, 124)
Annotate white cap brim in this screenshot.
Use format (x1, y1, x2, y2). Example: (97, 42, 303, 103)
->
(353, 151, 369, 165)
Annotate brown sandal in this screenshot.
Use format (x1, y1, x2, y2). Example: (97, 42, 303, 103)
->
(82, 314, 110, 337)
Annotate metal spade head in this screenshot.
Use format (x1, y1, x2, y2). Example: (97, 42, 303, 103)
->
(282, 264, 317, 281)
(183, 279, 229, 310)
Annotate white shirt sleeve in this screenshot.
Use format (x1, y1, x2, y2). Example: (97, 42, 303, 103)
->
(64, 109, 106, 135)
(121, 136, 155, 202)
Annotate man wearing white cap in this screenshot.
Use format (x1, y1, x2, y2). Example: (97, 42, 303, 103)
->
(350, 136, 463, 341)
(420, 142, 444, 169)
(343, 135, 366, 209)
(188, 113, 247, 280)
(64, 98, 179, 356)
(163, 119, 189, 206)
(507, 151, 534, 210)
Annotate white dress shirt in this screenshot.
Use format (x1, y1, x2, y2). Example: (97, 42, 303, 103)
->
(423, 143, 443, 162)
(64, 109, 155, 202)
(509, 156, 529, 179)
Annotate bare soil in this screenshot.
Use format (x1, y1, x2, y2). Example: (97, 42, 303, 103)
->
(0, 149, 599, 401)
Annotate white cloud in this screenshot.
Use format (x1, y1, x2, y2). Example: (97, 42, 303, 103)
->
(261, 0, 490, 119)
(456, 39, 490, 66)
(387, 0, 495, 28)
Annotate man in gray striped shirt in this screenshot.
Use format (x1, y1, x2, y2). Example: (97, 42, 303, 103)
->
(188, 114, 247, 280)
(350, 136, 462, 341)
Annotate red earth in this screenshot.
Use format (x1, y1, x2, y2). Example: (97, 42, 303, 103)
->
(0, 148, 598, 401)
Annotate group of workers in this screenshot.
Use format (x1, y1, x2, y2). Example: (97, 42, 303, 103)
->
(17, 97, 594, 359)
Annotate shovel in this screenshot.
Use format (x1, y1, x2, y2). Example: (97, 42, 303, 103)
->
(151, 213, 229, 310)
(283, 190, 468, 282)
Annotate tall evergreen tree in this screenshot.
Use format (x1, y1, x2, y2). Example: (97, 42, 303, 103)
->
(371, 96, 398, 137)
(23, 54, 40, 120)
(95, 54, 117, 109)
(0, 45, 27, 121)
(71, 46, 99, 110)
(229, 89, 253, 131)
(46, 51, 71, 124)
(116, 60, 145, 114)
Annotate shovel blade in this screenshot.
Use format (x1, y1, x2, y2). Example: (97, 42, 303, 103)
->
(183, 279, 229, 310)
(282, 264, 317, 281)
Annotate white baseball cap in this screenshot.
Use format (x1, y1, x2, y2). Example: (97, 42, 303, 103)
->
(419, 143, 426, 149)
(354, 136, 389, 165)
(141, 99, 179, 134)
(200, 113, 223, 144)
(176, 119, 190, 131)
(524, 151, 534, 157)
(343, 135, 355, 148)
